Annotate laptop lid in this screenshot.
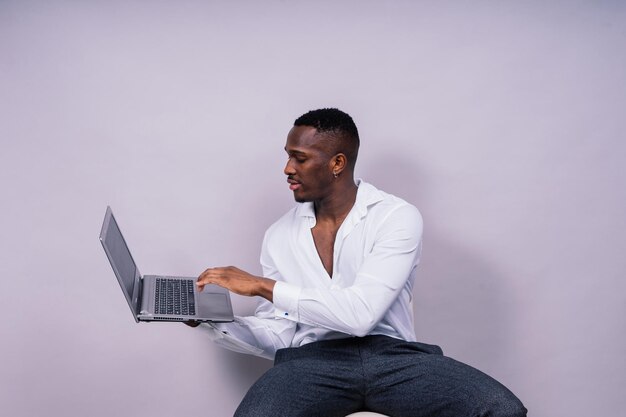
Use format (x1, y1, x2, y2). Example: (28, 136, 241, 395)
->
(99, 206, 142, 322)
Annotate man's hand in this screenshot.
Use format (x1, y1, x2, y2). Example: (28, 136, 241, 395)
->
(197, 266, 276, 302)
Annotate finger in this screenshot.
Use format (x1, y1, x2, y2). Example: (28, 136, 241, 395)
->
(196, 271, 212, 292)
(197, 268, 222, 290)
(196, 276, 212, 291)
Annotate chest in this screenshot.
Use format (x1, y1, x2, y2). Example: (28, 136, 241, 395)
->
(310, 224, 339, 277)
(268, 213, 379, 287)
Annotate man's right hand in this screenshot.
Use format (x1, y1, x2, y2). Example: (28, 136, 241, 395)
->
(196, 266, 276, 302)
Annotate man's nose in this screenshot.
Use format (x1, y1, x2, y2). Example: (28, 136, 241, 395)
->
(284, 158, 296, 175)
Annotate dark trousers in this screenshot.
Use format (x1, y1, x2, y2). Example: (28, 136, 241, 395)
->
(235, 335, 527, 417)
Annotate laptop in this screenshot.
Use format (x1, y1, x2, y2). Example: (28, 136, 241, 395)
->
(99, 206, 234, 323)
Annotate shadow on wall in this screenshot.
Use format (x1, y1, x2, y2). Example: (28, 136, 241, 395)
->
(361, 153, 520, 377)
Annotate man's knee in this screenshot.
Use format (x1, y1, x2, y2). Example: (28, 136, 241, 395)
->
(476, 391, 527, 417)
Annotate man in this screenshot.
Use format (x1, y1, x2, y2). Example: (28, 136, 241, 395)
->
(193, 108, 527, 417)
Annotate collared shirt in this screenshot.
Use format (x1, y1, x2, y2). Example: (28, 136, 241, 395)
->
(200, 180, 423, 360)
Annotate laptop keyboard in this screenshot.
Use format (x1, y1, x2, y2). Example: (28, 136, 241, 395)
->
(154, 278, 196, 316)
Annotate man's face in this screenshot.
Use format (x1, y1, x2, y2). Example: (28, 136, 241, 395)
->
(284, 125, 335, 203)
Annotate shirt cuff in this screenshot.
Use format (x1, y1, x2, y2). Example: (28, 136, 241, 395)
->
(273, 281, 301, 322)
(197, 322, 266, 357)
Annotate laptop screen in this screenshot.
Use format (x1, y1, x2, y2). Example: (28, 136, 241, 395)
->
(101, 208, 138, 304)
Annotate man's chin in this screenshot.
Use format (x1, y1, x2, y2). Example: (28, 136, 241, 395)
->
(292, 191, 309, 203)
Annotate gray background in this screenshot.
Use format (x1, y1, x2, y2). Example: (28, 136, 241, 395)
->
(1, 1, 625, 416)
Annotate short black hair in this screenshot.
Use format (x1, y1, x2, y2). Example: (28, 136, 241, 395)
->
(294, 108, 360, 169)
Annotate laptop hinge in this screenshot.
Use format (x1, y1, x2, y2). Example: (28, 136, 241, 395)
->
(134, 275, 144, 317)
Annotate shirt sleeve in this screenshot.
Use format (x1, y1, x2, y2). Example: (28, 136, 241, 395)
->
(197, 309, 295, 360)
(272, 203, 423, 337)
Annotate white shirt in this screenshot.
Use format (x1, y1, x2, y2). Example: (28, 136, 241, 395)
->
(200, 180, 423, 360)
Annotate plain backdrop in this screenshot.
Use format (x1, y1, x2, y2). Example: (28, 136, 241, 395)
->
(1, 1, 625, 416)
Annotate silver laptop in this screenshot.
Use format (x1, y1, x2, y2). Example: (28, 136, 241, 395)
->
(99, 206, 234, 323)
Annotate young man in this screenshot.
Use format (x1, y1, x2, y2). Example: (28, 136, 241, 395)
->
(194, 108, 527, 417)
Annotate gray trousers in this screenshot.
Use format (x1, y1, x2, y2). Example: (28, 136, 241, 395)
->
(234, 335, 527, 417)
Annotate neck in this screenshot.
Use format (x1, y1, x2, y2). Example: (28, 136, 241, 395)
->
(313, 178, 358, 224)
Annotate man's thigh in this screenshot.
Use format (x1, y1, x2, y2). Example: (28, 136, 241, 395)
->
(363, 340, 527, 417)
(234, 353, 363, 417)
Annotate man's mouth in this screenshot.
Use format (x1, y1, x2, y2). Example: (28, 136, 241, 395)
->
(287, 178, 301, 191)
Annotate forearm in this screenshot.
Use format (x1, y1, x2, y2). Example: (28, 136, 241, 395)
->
(273, 277, 409, 337)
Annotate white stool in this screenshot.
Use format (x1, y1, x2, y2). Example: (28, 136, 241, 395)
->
(345, 413, 389, 417)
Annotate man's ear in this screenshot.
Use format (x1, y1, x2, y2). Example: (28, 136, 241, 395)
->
(332, 153, 347, 175)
